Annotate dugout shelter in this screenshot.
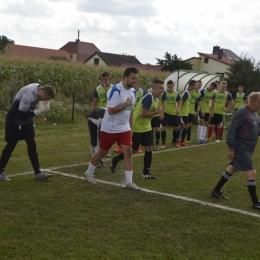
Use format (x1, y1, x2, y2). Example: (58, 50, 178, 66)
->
(163, 70, 221, 91)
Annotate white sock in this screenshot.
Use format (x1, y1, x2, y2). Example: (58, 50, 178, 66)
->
(202, 126, 207, 139)
(87, 163, 96, 177)
(125, 170, 133, 184)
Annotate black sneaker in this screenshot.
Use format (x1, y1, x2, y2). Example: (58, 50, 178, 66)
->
(211, 191, 229, 200)
(142, 174, 157, 179)
(110, 157, 117, 173)
(253, 201, 260, 210)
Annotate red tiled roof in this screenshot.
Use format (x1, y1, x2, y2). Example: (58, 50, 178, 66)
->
(59, 41, 100, 55)
(198, 52, 234, 65)
(120, 63, 163, 72)
(5, 43, 71, 60)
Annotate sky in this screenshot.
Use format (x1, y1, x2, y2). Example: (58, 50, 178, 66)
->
(1, 0, 260, 65)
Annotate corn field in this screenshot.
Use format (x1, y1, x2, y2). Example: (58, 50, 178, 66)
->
(0, 55, 167, 124)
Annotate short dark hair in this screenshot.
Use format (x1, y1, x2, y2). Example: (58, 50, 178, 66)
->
(167, 80, 174, 84)
(211, 82, 218, 88)
(41, 85, 56, 98)
(189, 80, 197, 87)
(123, 67, 139, 77)
(101, 72, 110, 77)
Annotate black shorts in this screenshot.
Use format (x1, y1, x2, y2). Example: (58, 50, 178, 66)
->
(5, 121, 35, 143)
(151, 116, 161, 128)
(188, 113, 194, 123)
(88, 120, 98, 147)
(198, 112, 210, 122)
(229, 149, 254, 172)
(161, 113, 179, 127)
(209, 114, 224, 125)
(132, 131, 153, 149)
(178, 116, 189, 125)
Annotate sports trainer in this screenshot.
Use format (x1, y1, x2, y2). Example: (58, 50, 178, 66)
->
(211, 92, 260, 209)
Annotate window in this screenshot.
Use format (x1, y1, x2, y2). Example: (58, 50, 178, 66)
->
(70, 54, 73, 59)
(204, 57, 209, 63)
(215, 72, 224, 77)
(94, 58, 99, 65)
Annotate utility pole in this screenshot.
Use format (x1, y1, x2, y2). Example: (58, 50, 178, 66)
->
(76, 30, 80, 62)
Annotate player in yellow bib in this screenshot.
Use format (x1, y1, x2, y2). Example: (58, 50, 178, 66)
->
(160, 80, 182, 148)
(148, 87, 166, 151)
(92, 72, 113, 110)
(207, 81, 233, 142)
(186, 80, 204, 143)
(177, 80, 197, 146)
(234, 86, 247, 111)
(197, 82, 218, 143)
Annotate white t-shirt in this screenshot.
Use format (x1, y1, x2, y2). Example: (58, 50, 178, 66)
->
(101, 82, 136, 133)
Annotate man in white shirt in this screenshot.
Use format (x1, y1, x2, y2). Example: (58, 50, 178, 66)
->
(84, 67, 140, 191)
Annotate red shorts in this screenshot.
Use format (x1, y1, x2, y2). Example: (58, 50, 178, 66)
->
(100, 130, 132, 151)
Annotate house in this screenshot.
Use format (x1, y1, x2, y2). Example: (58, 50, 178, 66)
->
(185, 46, 240, 77)
(120, 63, 163, 72)
(4, 43, 71, 60)
(59, 40, 100, 62)
(83, 51, 142, 67)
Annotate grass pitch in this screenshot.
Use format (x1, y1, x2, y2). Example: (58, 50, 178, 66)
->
(1, 122, 260, 260)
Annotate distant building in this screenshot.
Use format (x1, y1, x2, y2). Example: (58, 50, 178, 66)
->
(4, 43, 71, 60)
(59, 40, 100, 62)
(83, 51, 142, 67)
(185, 46, 240, 77)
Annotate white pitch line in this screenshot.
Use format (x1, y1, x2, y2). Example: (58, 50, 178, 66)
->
(48, 170, 260, 219)
(42, 140, 221, 170)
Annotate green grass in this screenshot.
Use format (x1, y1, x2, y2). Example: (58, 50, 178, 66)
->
(1, 121, 260, 259)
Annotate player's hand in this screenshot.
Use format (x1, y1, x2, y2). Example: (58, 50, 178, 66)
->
(210, 112, 214, 118)
(201, 111, 205, 117)
(34, 100, 50, 116)
(125, 97, 133, 106)
(223, 107, 227, 112)
(159, 113, 164, 120)
(156, 107, 162, 114)
(176, 109, 180, 115)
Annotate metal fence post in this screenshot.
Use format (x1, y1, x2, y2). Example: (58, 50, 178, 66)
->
(10, 89, 13, 104)
(72, 91, 75, 122)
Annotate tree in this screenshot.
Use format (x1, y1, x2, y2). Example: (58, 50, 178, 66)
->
(0, 35, 15, 53)
(225, 54, 258, 95)
(156, 52, 193, 72)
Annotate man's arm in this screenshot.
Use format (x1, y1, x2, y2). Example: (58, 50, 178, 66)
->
(197, 101, 204, 116)
(129, 110, 134, 130)
(141, 107, 162, 118)
(108, 97, 132, 115)
(92, 98, 98, 110)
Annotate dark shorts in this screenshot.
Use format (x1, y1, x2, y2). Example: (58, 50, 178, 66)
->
(162, 113, 179, 127)
(88, 120, 98, 147)
(132, 131, 153, 150)
(178, 116, 189, 125)
(188, 113, 194, 123)
(229, 149, 254, 172)
(151, 116, 161, 128)
(198, 112, 210, 122)
(5, 121, 35, 143)
(209, 113, 224, 125)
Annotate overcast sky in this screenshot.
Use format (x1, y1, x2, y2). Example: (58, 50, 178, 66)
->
(1, 0, 260, 65)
